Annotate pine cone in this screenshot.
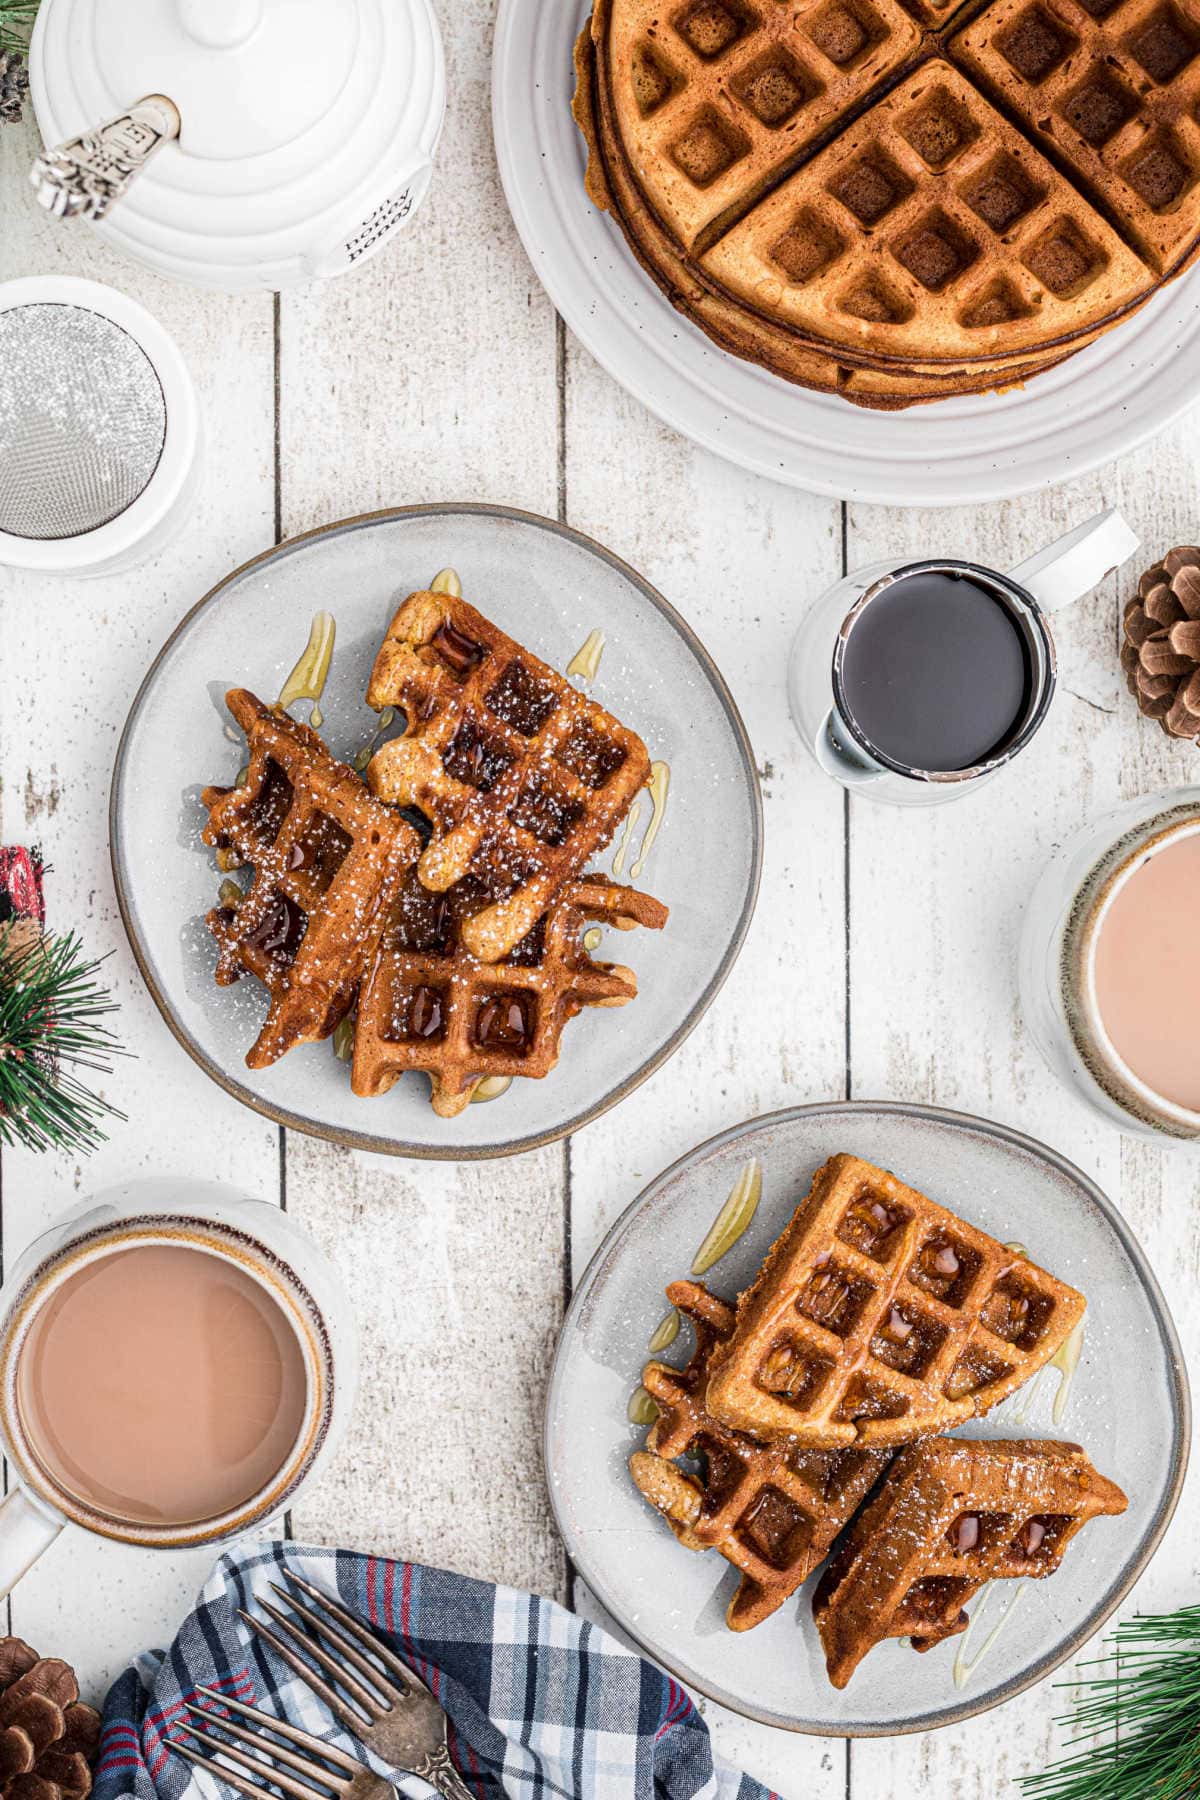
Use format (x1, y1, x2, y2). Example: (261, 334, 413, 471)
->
(1122, 547, 1200, 740)
(0, 1641, 99, 1800)
(0, 53, 28, 126)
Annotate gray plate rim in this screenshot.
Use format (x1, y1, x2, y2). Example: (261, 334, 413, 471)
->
(108, 502, 763, 1161)
(544, 1098, 1192, 1735)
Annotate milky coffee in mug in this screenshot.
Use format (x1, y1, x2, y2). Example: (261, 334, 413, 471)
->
(1020, 792, 1200, 1139)
(0, 1182, 355, 1594)
(17, 1241, 310, 1527)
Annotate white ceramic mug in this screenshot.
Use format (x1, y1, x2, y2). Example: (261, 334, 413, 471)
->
(1020, 790, 1200, 1141)
(789, 508, 1140, 806)
(0, 1178, 357, 1595)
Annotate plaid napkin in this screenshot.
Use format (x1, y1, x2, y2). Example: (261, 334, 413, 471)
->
(96, 1542, 776, 1800)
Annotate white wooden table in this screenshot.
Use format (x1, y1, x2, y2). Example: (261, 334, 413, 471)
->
(2, 8, 1199, 1793)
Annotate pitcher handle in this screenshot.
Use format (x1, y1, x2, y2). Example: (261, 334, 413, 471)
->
(1008, 507, 1139, 614)
(0, 1488, 61, 1599)
(814, 711, 883, 787)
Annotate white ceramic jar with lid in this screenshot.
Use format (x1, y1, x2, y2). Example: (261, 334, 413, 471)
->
(28, 0, 446, 291)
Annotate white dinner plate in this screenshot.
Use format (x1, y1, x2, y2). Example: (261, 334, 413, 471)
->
(110, 505, 761, 1159)
(493, 0, 1200, 507)
(545, 1102, 1189, 1732)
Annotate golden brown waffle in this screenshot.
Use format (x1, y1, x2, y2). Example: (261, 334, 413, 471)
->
(575, 20, 1098, 404)
(576, 0, 1200, 401)
(352, 869, 667, 1118)
(631, 1279, 891, 1629)
(366, 591, 652, 963)
(705, 1153, 1087, 1448)
(606, 0, 922, 256)
(953, 0, 1200, 274)
(202, 689, 421, 1069)
(812, 1437, 1128, 1686)
(702, 60, 1151, 367)
(575, 25, 1085, 405)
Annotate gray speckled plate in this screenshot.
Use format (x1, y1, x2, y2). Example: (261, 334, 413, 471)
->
(545, 1102, 1190, 1734)
(110, 505, 761, 1158)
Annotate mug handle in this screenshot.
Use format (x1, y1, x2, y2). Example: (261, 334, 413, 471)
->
(0, 1489, 62, 1599)
(1007, 507, 1140, 614)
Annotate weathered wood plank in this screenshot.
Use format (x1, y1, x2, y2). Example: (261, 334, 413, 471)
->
(286, 1138, 566, 1598)
(844, 432, 1200, 1792)
(0, 113, 277, 1698)
(278, 0, 567, 1603)
(560, 335, 848, 1794)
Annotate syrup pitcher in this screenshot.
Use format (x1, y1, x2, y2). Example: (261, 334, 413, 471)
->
(0, 1180, 357, 1596)
(789, 509, 1139, 806)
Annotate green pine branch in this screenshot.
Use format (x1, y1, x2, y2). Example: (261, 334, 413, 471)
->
(0, 0, 37, 55)
(0, 927, 127, 1156)
(1021, 1607, 1200, 1800)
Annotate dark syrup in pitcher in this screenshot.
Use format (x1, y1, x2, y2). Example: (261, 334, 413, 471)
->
(838, 570, 1034, 773)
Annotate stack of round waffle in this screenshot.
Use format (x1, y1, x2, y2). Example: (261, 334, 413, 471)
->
(573, 0, 1200, 408)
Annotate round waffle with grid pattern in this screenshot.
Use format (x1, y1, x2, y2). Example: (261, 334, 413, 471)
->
(574, 0, 1200, 403)
(631, 1279, 892, 1628)
(366, 590, 651, 963)
(812, 1436, 1128, 1686)
(574, 29, 1087, 404)
(704, 1152, 1087, 1447)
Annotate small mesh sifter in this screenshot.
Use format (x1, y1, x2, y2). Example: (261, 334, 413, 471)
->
(0, 277, 199, 575)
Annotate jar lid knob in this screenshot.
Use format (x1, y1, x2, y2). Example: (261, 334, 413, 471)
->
(176, 0, 263, 48)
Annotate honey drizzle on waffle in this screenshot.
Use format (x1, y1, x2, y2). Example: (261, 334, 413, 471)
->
(632, 1279, 892, 1630)
(365, 589, 652, 963)
(952, 1305, 1086, 1685)
(351, 870, 667, 1118)
(629, 1158, 762, 1422)
(277, 612, 336, 729)
(202, 689, 421, 1069)
(631, 761, 670, 880)
(705, 1152, 1087, 1448)
(812, 1437, 1127, 1687)
(567, 628, 606, 684)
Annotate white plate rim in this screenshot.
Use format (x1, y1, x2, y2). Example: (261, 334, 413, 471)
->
(108, 501, 763, 1161)
(492, 0, 1200, 508)
(544, 1098, 1192, 1733)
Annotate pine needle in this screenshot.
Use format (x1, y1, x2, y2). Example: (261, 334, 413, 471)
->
(0, 0, 37, 55)
(1021, 1607, 1200, 1800)
(0, 928, 127, 1156)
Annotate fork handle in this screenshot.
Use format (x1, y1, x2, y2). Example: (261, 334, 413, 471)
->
(413, 1747, 475, 1800)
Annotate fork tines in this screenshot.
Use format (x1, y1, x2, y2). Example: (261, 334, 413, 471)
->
(237, 1572, 426, 1736)
(169, 1685, 361, 1800)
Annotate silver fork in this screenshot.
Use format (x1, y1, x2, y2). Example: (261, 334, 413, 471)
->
(238, 1572, 476, 1800)
(169, 1685, 391, 1800)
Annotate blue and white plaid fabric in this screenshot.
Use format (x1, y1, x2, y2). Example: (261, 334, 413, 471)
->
(96, 1542, 777, 1800)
